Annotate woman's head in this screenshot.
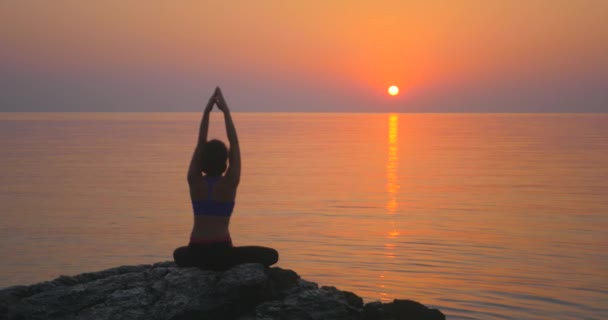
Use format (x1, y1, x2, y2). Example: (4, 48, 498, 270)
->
(201, 139, 228, 176)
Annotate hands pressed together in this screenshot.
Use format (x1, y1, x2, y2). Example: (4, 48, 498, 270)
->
(205, 86, 229, 113)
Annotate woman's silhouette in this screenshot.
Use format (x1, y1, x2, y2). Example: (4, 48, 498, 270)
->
(173, 87, 278, 270)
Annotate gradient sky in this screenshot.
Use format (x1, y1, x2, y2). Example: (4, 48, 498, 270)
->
(1, 1, 607, 112)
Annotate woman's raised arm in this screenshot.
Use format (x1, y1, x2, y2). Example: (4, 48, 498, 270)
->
(187, 88, 218, 183)
(215, 87, 241, 185)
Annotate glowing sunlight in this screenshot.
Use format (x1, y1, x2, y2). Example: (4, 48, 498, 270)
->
(388, 86, 399, 96)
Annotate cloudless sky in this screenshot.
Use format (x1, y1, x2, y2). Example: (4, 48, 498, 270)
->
(1, 1, 607, 112)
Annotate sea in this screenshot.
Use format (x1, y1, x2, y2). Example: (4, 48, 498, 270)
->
(0, 112, 607, 319)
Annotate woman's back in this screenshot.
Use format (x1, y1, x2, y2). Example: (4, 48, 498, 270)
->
(189, 175, 237, 243)
(190, 175, 237, 203)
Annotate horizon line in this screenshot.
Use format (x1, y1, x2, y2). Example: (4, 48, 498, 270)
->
(1, 111, 607, 114)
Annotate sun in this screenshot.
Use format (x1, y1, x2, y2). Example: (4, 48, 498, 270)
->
(388, 85, 399, 96)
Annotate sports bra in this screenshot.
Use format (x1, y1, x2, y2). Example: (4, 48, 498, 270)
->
(192, 176, 235, 217)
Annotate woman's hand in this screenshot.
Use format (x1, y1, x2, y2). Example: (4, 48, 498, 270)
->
(214, 87, 230, 113)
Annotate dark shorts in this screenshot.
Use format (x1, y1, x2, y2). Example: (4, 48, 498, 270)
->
(173, 242, 279, 271)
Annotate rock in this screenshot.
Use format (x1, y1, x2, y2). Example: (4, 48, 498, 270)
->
(0, 262, 444, 320)
(363, 300, 445, 320)
(252, 286, 363, 320)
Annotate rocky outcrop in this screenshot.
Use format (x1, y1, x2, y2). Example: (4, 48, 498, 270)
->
(0, 262, 444, 320)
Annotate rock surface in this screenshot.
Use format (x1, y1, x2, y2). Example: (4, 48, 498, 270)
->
(0, 262, 444, 320)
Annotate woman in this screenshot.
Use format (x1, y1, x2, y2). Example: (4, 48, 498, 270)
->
(173, 87, 278, 270)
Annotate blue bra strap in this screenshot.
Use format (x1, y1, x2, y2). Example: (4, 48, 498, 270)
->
(205, 176, 220, 198)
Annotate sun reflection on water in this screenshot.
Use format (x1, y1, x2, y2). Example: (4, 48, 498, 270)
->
(380, 113, 401, 302)
(386, 113, 400, 215)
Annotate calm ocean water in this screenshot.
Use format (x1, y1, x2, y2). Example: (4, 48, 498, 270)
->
(0, 112, 607, 319)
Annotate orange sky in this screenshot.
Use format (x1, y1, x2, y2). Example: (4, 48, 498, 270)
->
(1, 1, 607, 112)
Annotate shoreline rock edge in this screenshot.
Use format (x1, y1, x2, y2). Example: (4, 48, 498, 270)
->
(0, 262, 445, 320)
